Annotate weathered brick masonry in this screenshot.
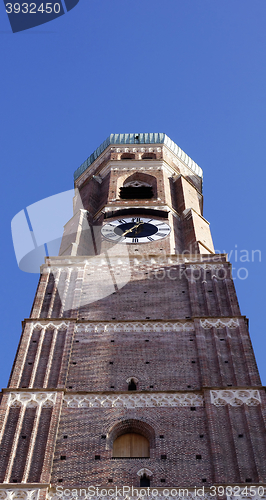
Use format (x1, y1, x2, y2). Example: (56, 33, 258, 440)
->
(0, 134, 265, 500)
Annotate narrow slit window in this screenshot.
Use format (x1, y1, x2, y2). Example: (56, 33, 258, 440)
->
(128, 379, 137, 391)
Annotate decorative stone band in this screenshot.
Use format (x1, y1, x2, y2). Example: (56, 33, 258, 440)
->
(227, 492, 266, 500)
(7, 392, 57, 408)
(44, 266, 85, 273)
(210, 389, 262, 406)
(63, 392, 203, 409)
(75, 321, 194, 334)
(188, 264, 225, 270)
(28, 321, 70, 331)
(42, 256, 224, 274)
(200, 319, 239, 329)
(0, 490, 40, 500)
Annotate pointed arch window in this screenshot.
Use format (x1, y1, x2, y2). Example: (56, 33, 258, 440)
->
(137, 468, 153, 486)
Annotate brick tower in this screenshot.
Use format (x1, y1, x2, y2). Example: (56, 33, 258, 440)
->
(1, 133, 266, 500)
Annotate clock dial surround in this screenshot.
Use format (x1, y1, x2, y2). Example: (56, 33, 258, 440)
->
(101, 217, 171, 244)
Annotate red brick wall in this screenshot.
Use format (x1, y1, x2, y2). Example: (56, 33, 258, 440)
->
(51, 405, 212, 488)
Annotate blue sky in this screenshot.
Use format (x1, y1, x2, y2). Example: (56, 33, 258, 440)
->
(0, 0, 265, 388)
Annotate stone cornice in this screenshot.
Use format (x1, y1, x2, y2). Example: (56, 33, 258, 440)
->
(74, 321, 195, 334)
(63, 392, 204, 408)
(6, 392, 58, 408)
(200, 318, 240, 329)
(210, 389, 262, 406)
(2, 389, 264, 408)
(0, 488, 44, 500)
(24, 316, 245, 331)
(74, 133, 203, 183)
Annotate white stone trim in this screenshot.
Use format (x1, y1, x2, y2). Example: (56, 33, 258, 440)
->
(123, 180, 151, 187)
(44, 266, 84, 273)
(43, 256, 222, 269)
(30, 321, 69, 331)
(137, 468, 153, 477)
(227, 492, 266, 500)
(75, 321, 194, 334)
(59, 268, 72, 317)
(21, 405, 42, 482)
(200, 319, 239, 329)
(63, 392, 203, 409)
(48, 269, 61, 318)
(7, 392, 57, 408)
(189, 264, 225, 270)
(126, 377, 139, 384)
(210, 389, 261, 406)
(43, 329, 58, 389)
(0, 490, 40, 500)
(4, 406, 26, 483)
(29, 328, 45, 389)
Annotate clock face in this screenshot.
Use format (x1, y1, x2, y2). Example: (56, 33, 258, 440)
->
(101, 217, 171, 244)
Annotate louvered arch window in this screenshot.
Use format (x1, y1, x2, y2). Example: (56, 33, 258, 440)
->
(112, 433, 150, 458)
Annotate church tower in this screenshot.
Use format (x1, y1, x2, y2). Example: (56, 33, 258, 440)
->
(1, 133, 266, 500)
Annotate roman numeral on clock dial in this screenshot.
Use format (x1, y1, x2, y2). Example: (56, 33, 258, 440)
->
(101, 217, 171, 243)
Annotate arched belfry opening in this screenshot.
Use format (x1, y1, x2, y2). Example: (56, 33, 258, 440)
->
(121, 152, 135, 160)
(119, 173, 157, 200)
(141, 152, 156, 159)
